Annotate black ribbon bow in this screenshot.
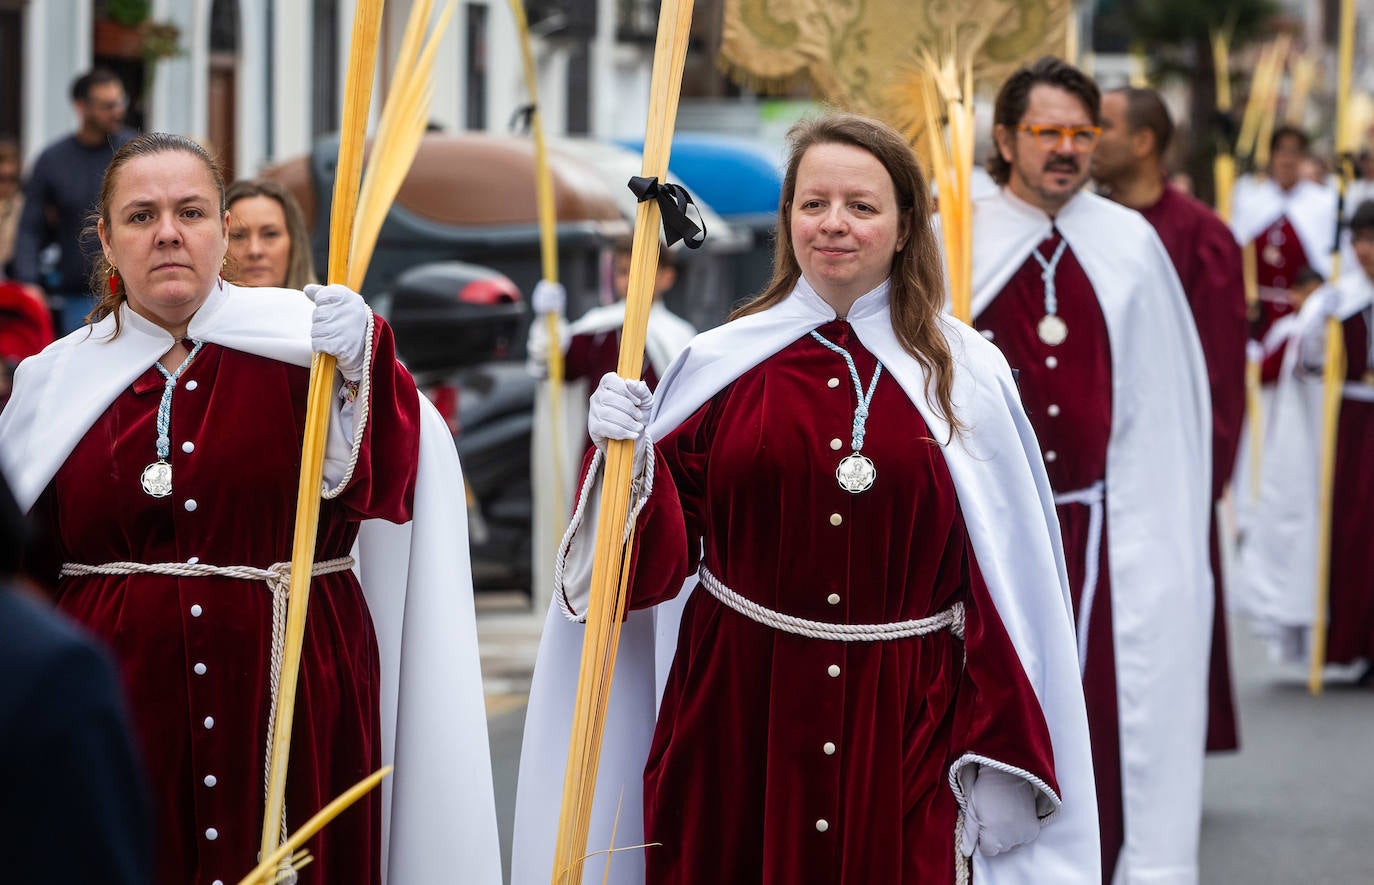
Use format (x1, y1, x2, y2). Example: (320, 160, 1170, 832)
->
(627, 176, 707, 249)
(509, 103, 537, 135)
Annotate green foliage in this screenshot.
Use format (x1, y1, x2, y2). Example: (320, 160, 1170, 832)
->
(104, 0, 152, 27)
(140, 20, 182, 62)
(1124, 0, 1280, 46)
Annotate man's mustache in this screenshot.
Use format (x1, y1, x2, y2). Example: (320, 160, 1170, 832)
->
(1044, 157, 1080, 174)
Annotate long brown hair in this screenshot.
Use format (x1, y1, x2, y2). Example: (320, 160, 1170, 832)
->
(84, 133, 227, 334)
(225, 178, 319, 289)
(731, 112, 963, 434)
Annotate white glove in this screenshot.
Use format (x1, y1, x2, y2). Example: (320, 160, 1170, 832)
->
(305, 283, 371, 382)
(526, 313, 570, 378)
(588, 372, 652, 460)
(1313, 286, 1341, 319)
(960, 767, 1042, 857)
(1298, 288, 1344, 374)
(531, 279, 567, 315)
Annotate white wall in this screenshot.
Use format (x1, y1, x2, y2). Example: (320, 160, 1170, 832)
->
(21, 0, 91, 163)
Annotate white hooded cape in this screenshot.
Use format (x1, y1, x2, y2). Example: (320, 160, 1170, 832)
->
(1230, 176, 1338, 279)
(1235, 271, 1374, 655)
(971, 188, 1213, 885)
(512, 276, 1101, 885)
(0, 282, 502, 885)
(529, 301, 695, 612)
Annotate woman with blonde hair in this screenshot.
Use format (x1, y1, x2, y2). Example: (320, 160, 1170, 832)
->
(225, 177, 318, 289)
(513, 112, 1100, 885)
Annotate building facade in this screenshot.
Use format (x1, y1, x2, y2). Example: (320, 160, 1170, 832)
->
(10, 0, 664, 177)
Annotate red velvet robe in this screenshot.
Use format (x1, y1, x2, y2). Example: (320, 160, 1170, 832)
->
(565, 327, 661, 462)
(22, 322, 419, 885)
(1139, 186, 1247, 751)
(973, 233, 1122, 882)
(1251, 216, 1312, 340)
(1326, 309, 1374, 663)
(607, 321, 1059, 884)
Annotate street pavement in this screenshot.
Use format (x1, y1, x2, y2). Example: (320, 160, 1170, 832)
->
(478, 595, 1374, 884)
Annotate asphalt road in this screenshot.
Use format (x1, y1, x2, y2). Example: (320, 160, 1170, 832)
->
(1199, 622, 1374, 883)
(484, 616, 1374, 884)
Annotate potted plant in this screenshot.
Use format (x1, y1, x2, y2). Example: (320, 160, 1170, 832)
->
(93, 0, 182, 62)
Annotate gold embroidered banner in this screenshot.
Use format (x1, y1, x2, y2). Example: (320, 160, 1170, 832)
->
(720, 0, 1073, 122)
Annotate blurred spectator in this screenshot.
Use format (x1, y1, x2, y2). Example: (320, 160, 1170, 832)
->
(0, 470, 152, 884)
(225, 178, 318, 289)
(0, 280, 55, 412)
(1299, 154, 1334, 186)
(0, 139, 20, 274)
(13, 68, 136, 335)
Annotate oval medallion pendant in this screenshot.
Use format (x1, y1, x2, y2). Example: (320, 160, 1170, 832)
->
(141, 460, 173, 498)
(836, 454, 876, 494)
(1037, 314, 1068, 346)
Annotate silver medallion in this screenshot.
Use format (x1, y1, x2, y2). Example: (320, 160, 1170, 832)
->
(836, 453, 876, 494)
(141, 460, 173, 498)
(1037, 314, 1068, 346)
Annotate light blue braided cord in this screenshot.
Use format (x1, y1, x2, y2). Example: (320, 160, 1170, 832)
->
(1031, 238, 1068, 316)
(809, 330, 883, 452)
(152, 340, 205, 460)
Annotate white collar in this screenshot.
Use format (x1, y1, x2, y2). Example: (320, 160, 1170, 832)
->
(792, 273, 891, 323)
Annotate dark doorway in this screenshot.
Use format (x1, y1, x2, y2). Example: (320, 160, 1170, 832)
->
(207, 0, 241, 179)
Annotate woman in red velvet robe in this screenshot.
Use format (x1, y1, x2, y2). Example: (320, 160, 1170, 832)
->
(512, 113, 1100, 885)
(1, 133, 454, 885)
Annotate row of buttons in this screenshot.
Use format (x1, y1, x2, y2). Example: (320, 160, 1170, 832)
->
(169, 374, 223, 881)
(817, 372, 843, 837)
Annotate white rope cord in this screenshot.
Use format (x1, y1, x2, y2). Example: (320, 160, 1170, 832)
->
(1342, 382, 1374, 401)
(61, 556, 356, 851)
(322, 308, 376, 500)
(954, 810, 971, 885)
(1052, 480, 1105, 675)
(698, 566, 965, 642)
(553, 438, 655, 624)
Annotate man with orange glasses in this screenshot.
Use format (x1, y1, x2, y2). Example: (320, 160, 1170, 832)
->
(968, 56, 1213, 885)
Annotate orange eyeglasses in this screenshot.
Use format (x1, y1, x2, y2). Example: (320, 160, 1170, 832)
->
(1016, 124, 1102, 152)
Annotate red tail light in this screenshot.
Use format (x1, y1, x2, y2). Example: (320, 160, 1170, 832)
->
(425, 384, 461, 436)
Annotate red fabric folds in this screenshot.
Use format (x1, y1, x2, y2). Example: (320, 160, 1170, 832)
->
(22, 318, 418, 885)
(974, 235, 1122, 881)
(592, 322, 1058, 884)
(1326, 311, 1374, 664)
(1251, 216, 1313, 340)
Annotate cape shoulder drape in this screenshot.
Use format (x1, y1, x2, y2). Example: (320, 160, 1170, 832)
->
(1236, 271, 1374, 644)
(512, 277, 1101, 885)
(1230, 176, 1338, 280)
(971, 187, 1213, 885)
(0, 282, 501, 885)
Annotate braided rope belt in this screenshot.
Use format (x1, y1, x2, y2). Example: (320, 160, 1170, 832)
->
(697, 565, 964, 642)
(1051, 479, 1105, 677)
(699, 564, 968, 881)
(60, 556, 356, 856)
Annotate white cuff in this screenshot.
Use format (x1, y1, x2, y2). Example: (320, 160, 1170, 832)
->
(322, 309, 375, 498)
(948, 753, 1061, 824)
